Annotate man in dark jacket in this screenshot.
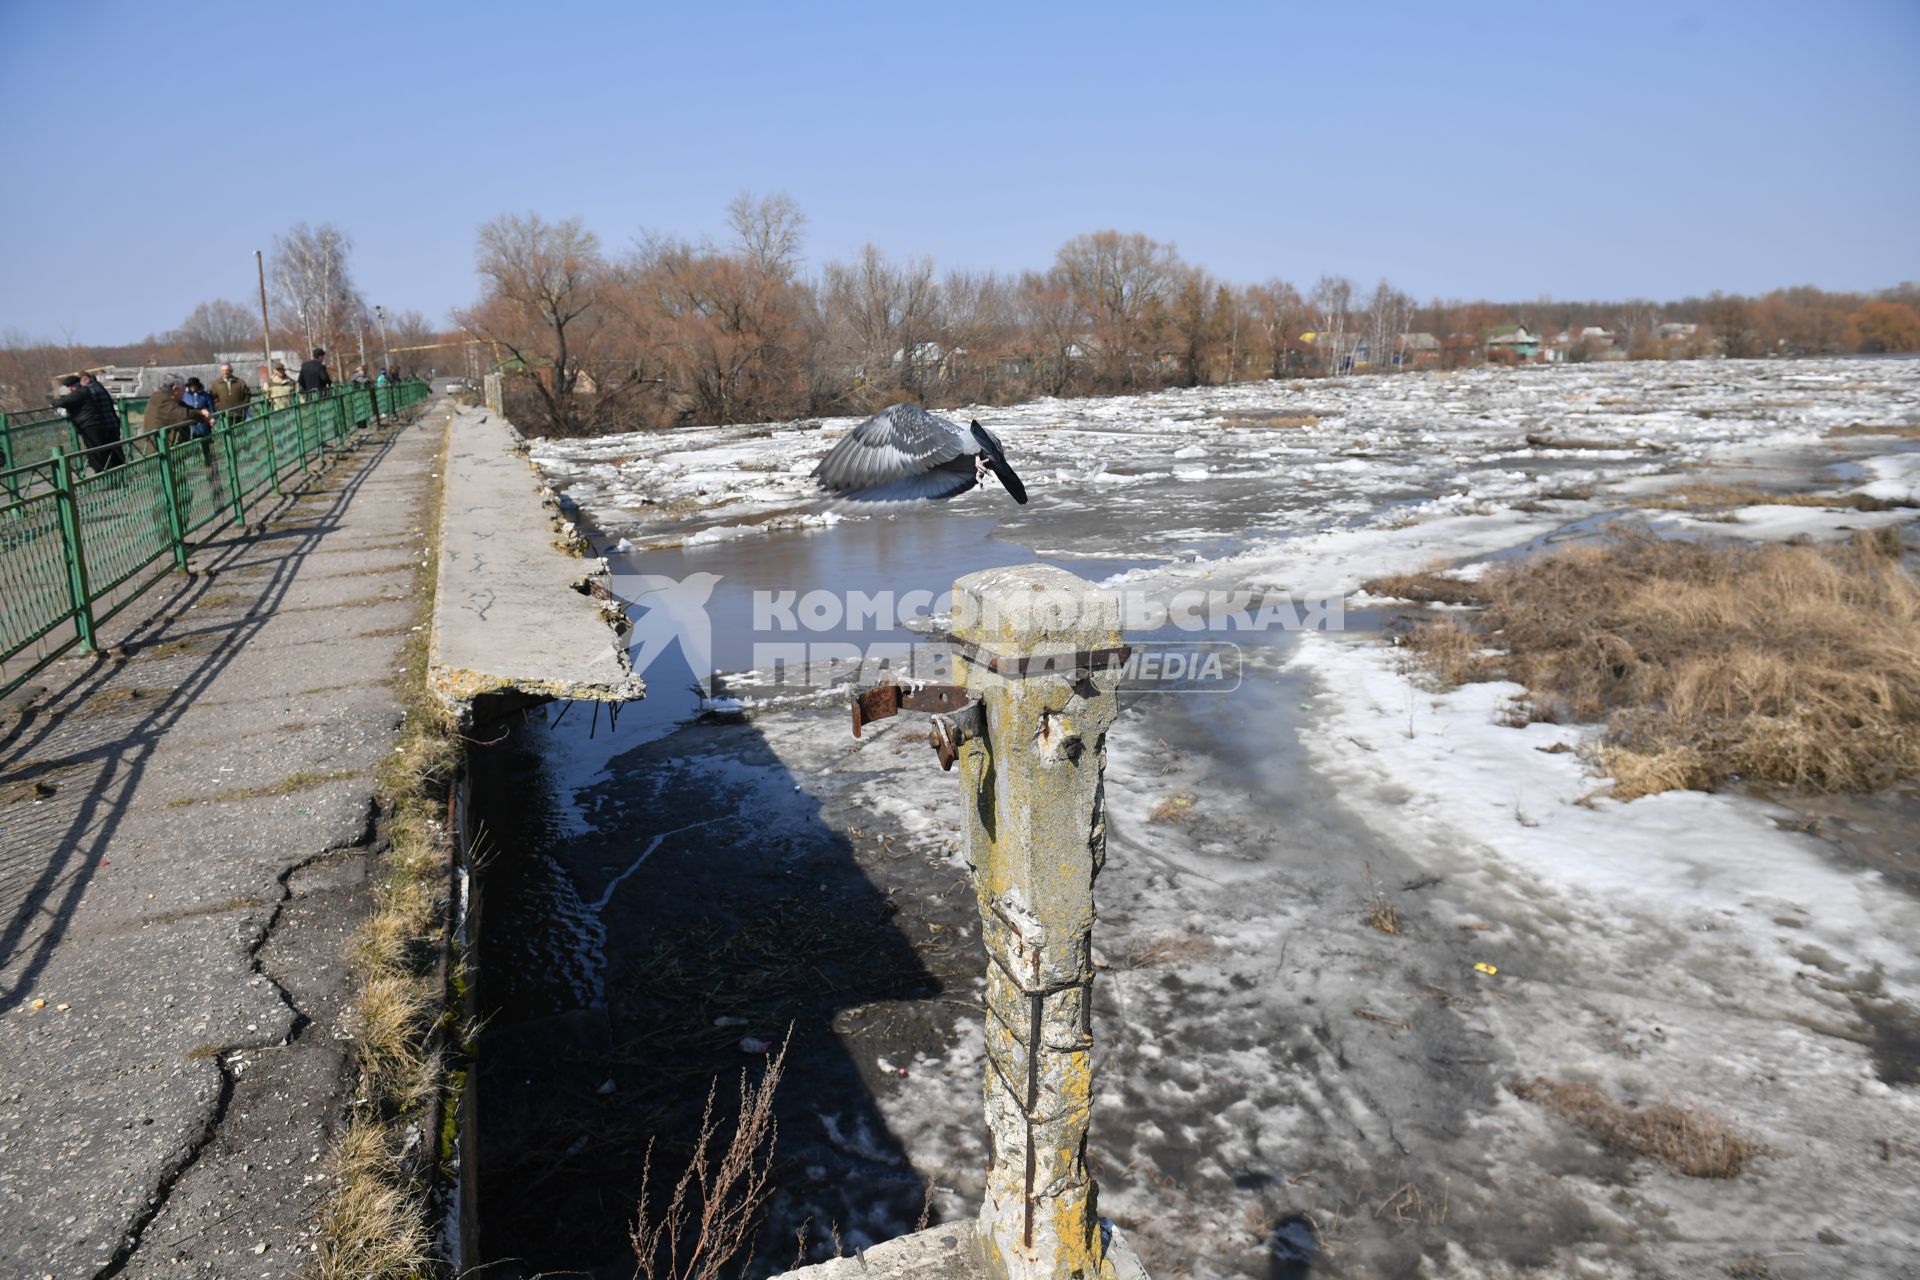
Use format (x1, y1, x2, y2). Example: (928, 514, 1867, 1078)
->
(53, 374, 125, 472)
(142, 377, 211, 450)
(297, 347, 332, 397)
(209, 362, 252, 422)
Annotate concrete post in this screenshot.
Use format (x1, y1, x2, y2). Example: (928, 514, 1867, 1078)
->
(950, 565, 1136, 1280)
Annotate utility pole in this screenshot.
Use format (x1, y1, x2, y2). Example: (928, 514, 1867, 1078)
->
(255, 249, 273, 374)
(374, 305, 392, 374)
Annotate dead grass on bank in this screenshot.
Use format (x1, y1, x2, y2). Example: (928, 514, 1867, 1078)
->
(1826, 422, 1920, 440)
(1148, 789, 1197, 823)
(1631, 481, 1910, 514)
(1369, 526, 1920, 798)
(315, 406, 463, 1280)
(313, 1120, 434, 1280)
(1116, 934, 1219, 969)
(1219, 410, 1321, 429)
(1509, 1076, 1757, 1178)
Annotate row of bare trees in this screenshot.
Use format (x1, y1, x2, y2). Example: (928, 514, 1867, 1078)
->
(8, 198, 1916, 421)
(460, 195, 1918, 438)
(454, 201, 1398, 436)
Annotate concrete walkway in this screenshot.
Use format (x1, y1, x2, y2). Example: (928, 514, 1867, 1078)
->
(0, 405, 448, 1277)
(429, 404, 642, 726)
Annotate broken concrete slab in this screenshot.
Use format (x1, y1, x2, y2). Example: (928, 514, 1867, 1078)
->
(429, 406, 642, 726)
(775, 1220, 1150, 1279)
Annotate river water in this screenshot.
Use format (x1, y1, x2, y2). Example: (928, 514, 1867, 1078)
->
(470, 360, 1920, 1279)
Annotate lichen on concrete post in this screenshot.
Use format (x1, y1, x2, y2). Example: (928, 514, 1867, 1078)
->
(950, 564, 1136, 1280)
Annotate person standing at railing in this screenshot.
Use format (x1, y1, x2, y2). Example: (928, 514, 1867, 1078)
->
(143, 376, 212, 451)
(83, 369, 119, 432)
(53, 373, 125, 473)
(297, 347, 332, 399)
(182, 377, 218, 465)
(349, 363, 379, 429)
(267, 359, 298, 409)
(83, 371, 127, 469)
(210, 362, 252, 425)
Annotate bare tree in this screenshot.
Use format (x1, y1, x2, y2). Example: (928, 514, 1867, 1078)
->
(1248, 279, 1306, 378)
(1054, 231, 1181, 389)
(934, 269, 1014, 401)
(1168, 266, 1218, 387)
(822, 244, 939, 402)
(1704, 292, 1758, 358)
(173, 299, 259, 355)
(381, 308, 437, 372)
(456, 212, 624, 435)
(1310, 275, 1353, 375)
(1016, 268, 1084, 397)
(1362, 280, 1416, 373)
(271, 223, 364, 364)
(626, 229, 810, 425)
(726, 192, 806, 278)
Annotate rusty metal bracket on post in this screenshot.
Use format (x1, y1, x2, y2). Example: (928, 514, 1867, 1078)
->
(850, 681, 984, 770)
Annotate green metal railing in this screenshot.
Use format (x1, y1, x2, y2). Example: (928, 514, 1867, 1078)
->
(1, 398, 153, 482)
(1, 380, 430, 697)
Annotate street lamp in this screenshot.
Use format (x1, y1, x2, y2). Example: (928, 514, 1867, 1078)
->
(373, 305, 392, 375)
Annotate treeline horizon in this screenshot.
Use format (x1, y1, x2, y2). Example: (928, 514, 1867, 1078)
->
(4, 195, 1917, 426)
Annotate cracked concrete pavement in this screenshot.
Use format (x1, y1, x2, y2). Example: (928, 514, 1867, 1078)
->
(0, 403, 449, 1278)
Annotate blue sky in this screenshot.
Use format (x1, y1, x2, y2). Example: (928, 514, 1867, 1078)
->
(2, 0, 1916, 342)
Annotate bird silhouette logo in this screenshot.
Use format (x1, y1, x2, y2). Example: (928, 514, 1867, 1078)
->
(611, 571, 723, 695)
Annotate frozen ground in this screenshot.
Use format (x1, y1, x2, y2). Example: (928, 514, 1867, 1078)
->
(484, 359, 1919, 1278)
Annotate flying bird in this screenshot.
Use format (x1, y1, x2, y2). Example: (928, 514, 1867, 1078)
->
(813, 404, 1028, 504)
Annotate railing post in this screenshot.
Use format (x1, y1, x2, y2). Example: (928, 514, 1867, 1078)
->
(297, 398, 315, 466)
(1, 420, 16, 502)
(220, 420, 247, 526)
(51, 449, 97, 653)
(154, 434, 190, 572)
(262, 405, 283, 495)
(949, 564, 1144, 1280)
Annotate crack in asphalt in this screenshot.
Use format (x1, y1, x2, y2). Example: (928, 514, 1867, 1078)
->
(94, 802, 379, 1278)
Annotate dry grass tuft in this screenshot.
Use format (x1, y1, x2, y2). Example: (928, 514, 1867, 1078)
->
(1393, 529, 1920, 798)
(314, 1120, 434, 1280)
(1398, 619, 1496, 689)
(1148, 790, 1196, 823)
(1220, 410, 1320, 429)
(1826, 422, 1920, 440)
(1365, 862, 1403, 936)
(1632, 481, 1910, 514)
(1373, 1177, 1449, 1225)
(1363, 567, 1486, 606)
(1525, 432, 1641, 451)
(1119, 934, 1219, 969)
(631, 1036, 788, 1280)
(354, 974, 439, 1110)
(1509, 1076, 1757, 1177)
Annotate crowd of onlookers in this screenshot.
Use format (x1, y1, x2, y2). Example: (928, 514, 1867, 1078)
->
(38, 348, 411, 475)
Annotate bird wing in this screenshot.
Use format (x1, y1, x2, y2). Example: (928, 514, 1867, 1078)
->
(827, 462, 980, 504)
(813, 404, 969, 494)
